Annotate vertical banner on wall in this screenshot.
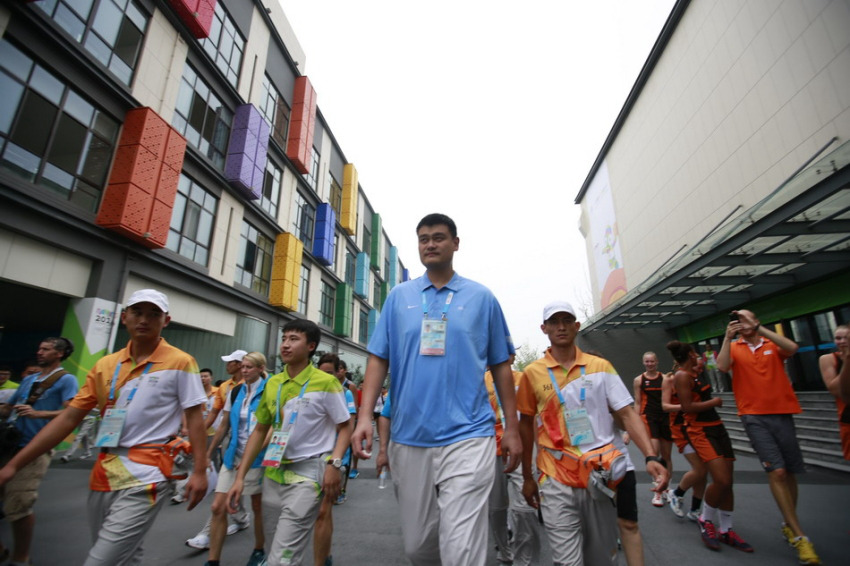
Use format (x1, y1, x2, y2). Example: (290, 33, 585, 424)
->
(59, 297, 120, 383)
(586, 161, 627, 309)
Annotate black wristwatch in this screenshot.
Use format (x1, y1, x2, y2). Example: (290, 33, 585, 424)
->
(646, 455, 667, 468)
(327, 458, 342, 469)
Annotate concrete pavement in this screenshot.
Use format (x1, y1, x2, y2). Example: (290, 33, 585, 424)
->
(2, 443, 847, 565)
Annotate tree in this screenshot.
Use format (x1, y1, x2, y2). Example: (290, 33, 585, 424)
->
(513, 343, 540, 372)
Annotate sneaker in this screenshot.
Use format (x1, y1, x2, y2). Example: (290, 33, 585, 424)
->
(227, 518, 250, 535)
(781, 522, 795, 545)
(791, 536, 821, 565)
(667, 489, 684, 518)
(651, 491, 664, 507)
(720, 529, 754, 552)
(334, 493, 347, 505)
(323, 557, 333, 566)
(246, 548, 266, 566)
(60, 455, 71, 463)
(186, 533, 210, 550)
(348, 469, 360, 479)
(698, 518, 720, 551)
(686, 510, 701, 522)
(170, 493, 185, 505)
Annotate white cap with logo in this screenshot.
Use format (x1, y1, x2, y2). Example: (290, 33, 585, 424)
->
(221, 350, 248, 362)
(125, 289, 169, 313)
(542, 300, 577, 322)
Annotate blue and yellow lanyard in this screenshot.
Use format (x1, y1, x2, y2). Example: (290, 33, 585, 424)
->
(422, 290, 453, 320)
(107, 361, 153, 409)
(274, 379, 310, 430)
(546, 366, 587, 411)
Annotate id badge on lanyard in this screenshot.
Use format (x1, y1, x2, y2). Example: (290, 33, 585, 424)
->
(548, 366, 596, 447)
(419, 291, 452, 356)
(94, 362, 152, 448)
(262, 379, 309, 468)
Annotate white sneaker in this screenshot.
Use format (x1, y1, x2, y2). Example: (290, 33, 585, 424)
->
(667, 489, 684, 517)
(686, 510, 700, 522)
(227, 519, 251, 535)
(185, 533, 210, 550)
(651, 492, 664, 507)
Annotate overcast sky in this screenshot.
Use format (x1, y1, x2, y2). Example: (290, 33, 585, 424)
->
(279, 0, 677, 354)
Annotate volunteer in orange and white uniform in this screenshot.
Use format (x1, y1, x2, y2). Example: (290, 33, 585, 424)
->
(632, 351, 673, 507)
(517, 301, 668, 566)
(205, 350, 247, 431)
(668, 340, 751, 555)
(485, 357, 541, 566)
(819, 325, 850, 461)
(717, 309, 820, 564)
(0, 289, 209, 565)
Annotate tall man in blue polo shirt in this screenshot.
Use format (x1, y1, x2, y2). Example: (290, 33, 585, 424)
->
(352, 213, 521, 566)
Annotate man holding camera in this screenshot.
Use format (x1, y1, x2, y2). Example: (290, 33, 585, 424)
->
(0, 337, 79, 566)
(717, 309, 820, 565)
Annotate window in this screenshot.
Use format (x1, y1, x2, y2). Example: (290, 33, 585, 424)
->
(332, 234, 339, 271)
(345, 250, 355, 287)
(0, 39, 119, 212)
(373, 279, 381, 307)
(303, 147, 319, 191)
(166, 174, 217, 266)
(260, 161, 281, 218)
(200, 2, 244, 87)
(298, 263, 310, 315)
(173, 64, 232, 170)
(34, 0, 148, 85)
(359, 309, 369, 344)
(319, 280, 335, 327)
(235, 220, 273, 295)
(259, 75, 289, 149)
(328, 174, 342, 217)
(362, 226, 372, 262)
(292, 192, 315, 250)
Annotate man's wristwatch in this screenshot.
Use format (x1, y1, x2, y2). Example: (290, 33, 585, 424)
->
(327, 458, 343, 469)
(645, 455, 667, 468)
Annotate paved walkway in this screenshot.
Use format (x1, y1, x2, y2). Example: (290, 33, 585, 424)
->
(2, 442, 847, 565)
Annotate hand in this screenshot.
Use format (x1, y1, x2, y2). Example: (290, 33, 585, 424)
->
(712, 397, 723, 408)
(622, 431, 631, 445)
(647, 461, 670, 492)
(521, 476, 540, 509)
(725, 320, 741, 340)
(322, 466, 342, 501)
(351, 420, 373, 459)
(499, 428, 522, 474)
(226, 478, 244, 514)
(184, 469, 208, 511)
(0, 464, 17, 488)
(376, 449, 389, 476)
(14, 405, 35, 418)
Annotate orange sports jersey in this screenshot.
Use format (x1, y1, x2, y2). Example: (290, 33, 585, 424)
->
(730, 338, 801, 415)
(484, 369, 523, 456)
(683, 371, 721, 427)
(639, 372, 664, 417)
(213, 377, 240, 411)
(517, 348, 632, 487)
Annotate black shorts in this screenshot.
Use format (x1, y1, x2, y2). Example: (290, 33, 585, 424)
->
(683, 423, 735, 462)
(616, 470, 638, 522)
(643, 414, 672, 442)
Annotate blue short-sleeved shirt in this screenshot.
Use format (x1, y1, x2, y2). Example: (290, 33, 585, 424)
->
(10, 370, 79, 445)
(368, 273, 514, 447)
(344, 388, 357, 415)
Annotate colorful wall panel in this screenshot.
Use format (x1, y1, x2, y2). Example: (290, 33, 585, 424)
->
(380, 281, 389, 310)
(95, 107, 187, 249)
(402, 268, 410, 282)
(225, 104, 270, 200)
(285, 76, 317, 175)
(312, 203, 336, 266)
(167, 0, 215, 39)
(333, 283, 353, 337)
(341, 163, 358, 235)
(355, 252, 370, 298)
(388, 246, 399, 289)
(269, 233, 304, 311)
(370, 213, 382, 270)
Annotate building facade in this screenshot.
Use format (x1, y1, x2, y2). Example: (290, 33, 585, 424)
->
(0, 0, 406, 380)
(576, 0, 850, 389)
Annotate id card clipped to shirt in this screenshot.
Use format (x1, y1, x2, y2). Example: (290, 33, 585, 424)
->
(262, 379, 310, 468)
(94, 408, 127, 447)
(419, 291, 453, 356)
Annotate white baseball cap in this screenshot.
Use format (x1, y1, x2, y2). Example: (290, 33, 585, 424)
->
(542, 300, 577, 322)
(125, 289, 169, 313)
(221, 350, 248, 362)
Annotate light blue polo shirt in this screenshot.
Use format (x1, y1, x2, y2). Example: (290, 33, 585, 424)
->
(369, 272, 514, 447)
